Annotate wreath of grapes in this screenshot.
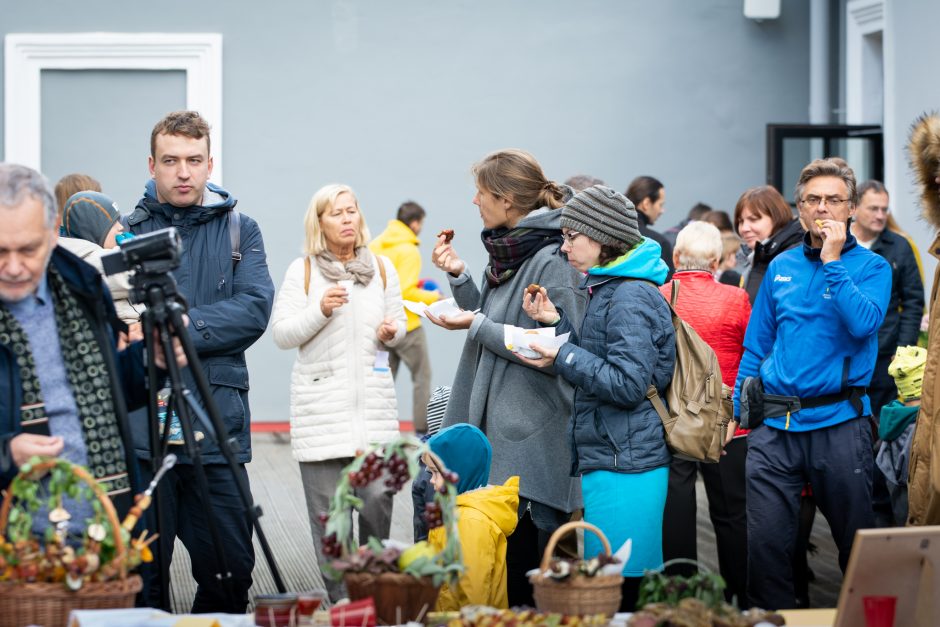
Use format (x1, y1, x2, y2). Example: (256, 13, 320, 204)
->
(318, 435, 465, 586)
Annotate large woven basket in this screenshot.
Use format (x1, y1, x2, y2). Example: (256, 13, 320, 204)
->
(0, 459, 143, 627)
(530, 521, 623, 618)
(345, 571, 440, 625)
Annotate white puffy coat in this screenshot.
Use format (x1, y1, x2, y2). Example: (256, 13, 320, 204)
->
(271, 253, 407, 462)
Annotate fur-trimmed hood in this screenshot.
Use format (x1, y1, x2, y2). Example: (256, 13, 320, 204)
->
(908, 113, 940, 228)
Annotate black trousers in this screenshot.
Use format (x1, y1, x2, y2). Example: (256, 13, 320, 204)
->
(869, 353, 899, 422)
(662, 438, 749, 607)
(746, 419, 873, 610)
(139, 463, 255, 613)
(506, 499, 569, 607)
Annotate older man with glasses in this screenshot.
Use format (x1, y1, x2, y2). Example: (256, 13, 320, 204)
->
(732, 158, 892, 610)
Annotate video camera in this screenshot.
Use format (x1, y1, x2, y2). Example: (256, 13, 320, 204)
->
(101, 227, 183, 305)
(101, 227, 182, 276)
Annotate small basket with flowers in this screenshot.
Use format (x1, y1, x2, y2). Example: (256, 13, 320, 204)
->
(0, 456, 156, 627)
(319, 435, 464, 624)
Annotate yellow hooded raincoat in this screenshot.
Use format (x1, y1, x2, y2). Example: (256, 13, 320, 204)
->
(429, 476, 519, 610)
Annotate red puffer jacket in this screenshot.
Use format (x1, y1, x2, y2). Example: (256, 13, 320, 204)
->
(660, 270, 751, 436)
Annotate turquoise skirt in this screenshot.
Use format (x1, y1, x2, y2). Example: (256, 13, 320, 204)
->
(582, 466, 669, 577)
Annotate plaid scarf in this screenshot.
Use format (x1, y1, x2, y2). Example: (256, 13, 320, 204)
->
(481, 226, 563, 287)
(0, 267, 130, 496)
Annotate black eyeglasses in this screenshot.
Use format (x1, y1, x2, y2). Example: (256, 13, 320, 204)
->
(800, 195, 850, 209)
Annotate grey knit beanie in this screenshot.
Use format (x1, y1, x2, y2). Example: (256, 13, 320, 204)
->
(560, 185, 643, 249)
(61, 191, 120, 248)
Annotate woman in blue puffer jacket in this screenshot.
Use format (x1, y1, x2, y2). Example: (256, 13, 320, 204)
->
(519, 185, 675, 611)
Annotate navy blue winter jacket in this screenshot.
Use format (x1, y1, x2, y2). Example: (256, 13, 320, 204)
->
(553, 239, 675, 476)
(126, 181, 274, 463)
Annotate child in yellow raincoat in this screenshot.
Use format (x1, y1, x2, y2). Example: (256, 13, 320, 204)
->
(425, 424, 519, 609)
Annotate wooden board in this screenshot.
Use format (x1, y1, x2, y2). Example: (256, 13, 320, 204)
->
(834, 526, 940, 627)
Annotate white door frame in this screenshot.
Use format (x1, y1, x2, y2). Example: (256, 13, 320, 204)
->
(4, 33, 223, 183)
(845, 0, 885, 125)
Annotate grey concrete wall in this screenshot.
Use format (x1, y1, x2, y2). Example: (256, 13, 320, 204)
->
(885, 0, 940, 295)
(1, 0, 811, 424)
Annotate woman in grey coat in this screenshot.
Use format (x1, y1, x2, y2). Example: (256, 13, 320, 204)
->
(428, 149, 587, 606)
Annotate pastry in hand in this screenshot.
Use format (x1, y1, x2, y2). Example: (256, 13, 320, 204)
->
(814, 219, 825, 228)
(526, 283, 541, 296)
(438, 229, 455, 243)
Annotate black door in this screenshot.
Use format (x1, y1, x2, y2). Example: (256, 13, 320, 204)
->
(767, 124, 883, 207)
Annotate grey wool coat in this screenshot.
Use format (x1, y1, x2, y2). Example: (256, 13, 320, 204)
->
(442, 207, 588, 513)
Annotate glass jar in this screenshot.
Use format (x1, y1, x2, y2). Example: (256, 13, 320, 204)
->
(255, 593, 299, 627)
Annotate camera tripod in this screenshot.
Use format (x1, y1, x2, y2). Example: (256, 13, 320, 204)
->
(134, 266, 285, 610)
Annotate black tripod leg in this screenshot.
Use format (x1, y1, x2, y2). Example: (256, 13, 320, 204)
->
(166, 302, 287, 594)
(156, 316, 238, 611)
(141, 309, 172, 612)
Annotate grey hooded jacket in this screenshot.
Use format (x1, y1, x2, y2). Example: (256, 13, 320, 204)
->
(442, 207, 588, 513)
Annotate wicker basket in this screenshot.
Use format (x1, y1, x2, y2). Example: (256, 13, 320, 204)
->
(529, 521, 623, 618)
(345, 571, 440, 625)
(0, 459, 143, 627)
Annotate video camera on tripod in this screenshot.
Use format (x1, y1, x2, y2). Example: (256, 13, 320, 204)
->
(99, 225, 285, 608)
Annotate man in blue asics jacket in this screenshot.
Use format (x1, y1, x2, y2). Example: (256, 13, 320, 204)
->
(734, 158, 891, 610)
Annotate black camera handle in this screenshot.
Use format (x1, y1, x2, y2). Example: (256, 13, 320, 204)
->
(139, 281, 286, 610)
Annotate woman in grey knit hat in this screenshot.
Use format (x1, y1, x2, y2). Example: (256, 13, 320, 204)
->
(520, 184, 675, 611)
(428, 149, 588, 606)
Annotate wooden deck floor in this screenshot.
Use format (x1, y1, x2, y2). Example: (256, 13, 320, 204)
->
(168, 433, 842, 613)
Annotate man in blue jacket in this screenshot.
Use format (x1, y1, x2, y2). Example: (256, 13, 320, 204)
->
(128, 111, 274, 613)
(734, 158, 891, 610)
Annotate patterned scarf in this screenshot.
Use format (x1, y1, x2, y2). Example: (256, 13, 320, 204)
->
(315, 247, 377, 286)
(0, 267, 130, 496)
(481, 226, 563, 287)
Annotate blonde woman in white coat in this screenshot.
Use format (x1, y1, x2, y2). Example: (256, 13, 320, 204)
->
(271, 183, 406, 601)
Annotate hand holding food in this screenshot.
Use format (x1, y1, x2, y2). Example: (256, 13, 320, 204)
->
(432, 233, 466, 276)
(816, 217, 846, 264)
(514, 342, 559, 368)
(523, 284, 560, 325)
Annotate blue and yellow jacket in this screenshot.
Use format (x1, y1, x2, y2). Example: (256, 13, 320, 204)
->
(733, 233, 891, 431)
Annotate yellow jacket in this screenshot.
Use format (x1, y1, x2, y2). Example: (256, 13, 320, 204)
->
(429, 477, 520, 610)
(369, 220, 439, 332)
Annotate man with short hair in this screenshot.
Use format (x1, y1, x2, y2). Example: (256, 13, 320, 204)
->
(734, 158, 891, 609)
(127, 110, 274, 613)
(0, 163, 181, 514)
(625, 175, 674, 277)
(369, 201, 439, 433)
(850, 180, 924, 417)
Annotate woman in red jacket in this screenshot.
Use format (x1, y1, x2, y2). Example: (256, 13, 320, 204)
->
(659, 221, 751, 607)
